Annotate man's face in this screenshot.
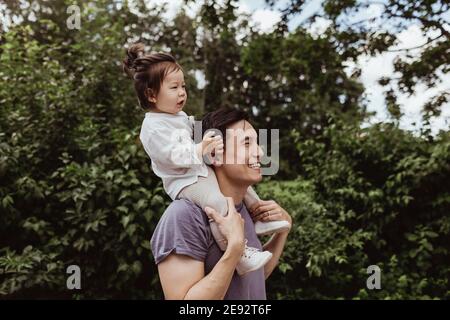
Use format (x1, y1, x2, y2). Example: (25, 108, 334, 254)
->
(218, 120, 264, 185)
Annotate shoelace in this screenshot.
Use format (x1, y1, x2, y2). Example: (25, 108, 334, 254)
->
(242, 241, 261, 259)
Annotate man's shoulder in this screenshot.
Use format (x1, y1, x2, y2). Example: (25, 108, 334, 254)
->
(165, 198, 202, 213)
(151, 199, 211, 265)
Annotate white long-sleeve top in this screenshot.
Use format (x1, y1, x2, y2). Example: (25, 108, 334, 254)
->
(139, 111, 208, 200)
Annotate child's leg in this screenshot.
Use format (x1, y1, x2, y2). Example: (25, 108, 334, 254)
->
(243, 186, 261, 209)
(177, 166, 229, 251)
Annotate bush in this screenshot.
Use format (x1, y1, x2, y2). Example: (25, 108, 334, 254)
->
(0, 130, 169, 298)
(257, 122, 449, 299)
(0, 25, 167, 298)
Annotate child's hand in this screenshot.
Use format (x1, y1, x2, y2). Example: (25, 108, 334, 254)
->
(198, 131, 224, 165)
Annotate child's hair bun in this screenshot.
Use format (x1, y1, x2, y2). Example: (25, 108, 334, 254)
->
(122, 42, 146, 78)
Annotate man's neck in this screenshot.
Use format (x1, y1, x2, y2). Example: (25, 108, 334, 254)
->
(214, 170, 248, 206)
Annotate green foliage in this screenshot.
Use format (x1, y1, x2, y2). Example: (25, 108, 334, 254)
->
(0, 3, 171, 298)
(256, 122, 449, 299)
(240, 29, 366, 177)
(0, 0, 448, 299)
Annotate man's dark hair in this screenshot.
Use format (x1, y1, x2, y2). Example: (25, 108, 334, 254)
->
(202, 107, 250, 148)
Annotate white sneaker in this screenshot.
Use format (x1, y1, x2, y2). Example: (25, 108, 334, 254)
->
(254, 220, 291, 236)
(236, 245, 272, 276)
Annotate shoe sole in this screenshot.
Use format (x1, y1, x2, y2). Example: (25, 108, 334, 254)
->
(236, 252, 273, 276)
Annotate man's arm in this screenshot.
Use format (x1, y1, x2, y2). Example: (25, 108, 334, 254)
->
(158, 243, 241, 300)
(249, 199, 293, 280)
(157, 197, 245, 300)
(262, 231, 289, 279)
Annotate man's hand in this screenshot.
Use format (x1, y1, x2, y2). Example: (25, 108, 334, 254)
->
(205, 197, 245, 255)
(249, 200, 292, 232)
(249, 199, 292, 279)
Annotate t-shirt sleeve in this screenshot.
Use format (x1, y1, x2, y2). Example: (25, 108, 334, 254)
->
(150, 200, 211, 264)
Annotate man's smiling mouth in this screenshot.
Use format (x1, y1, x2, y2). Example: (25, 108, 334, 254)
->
(248, 162, 261, 169)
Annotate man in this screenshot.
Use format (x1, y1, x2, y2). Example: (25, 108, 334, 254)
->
(150, 107, 292, 299)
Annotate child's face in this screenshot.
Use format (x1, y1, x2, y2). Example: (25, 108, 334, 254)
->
(151, 69, 187, 114)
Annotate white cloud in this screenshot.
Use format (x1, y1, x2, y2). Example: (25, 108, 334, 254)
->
(237, 1, 281, 33)
(307, 17, 331, 38)
(251, 9, 281, 33)
(143, 0, 200, 20)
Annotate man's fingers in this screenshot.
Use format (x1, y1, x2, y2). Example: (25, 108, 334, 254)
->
(252, 211, 282, 222)
(250, 202, 272, 216)
(252, 203, 278, 216)
(248, 201, 263, 214)
(261, 213, 283, 222)
(249, 200, 274, 212)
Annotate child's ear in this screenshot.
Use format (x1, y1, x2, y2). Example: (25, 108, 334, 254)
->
(146, 88, 156, 103)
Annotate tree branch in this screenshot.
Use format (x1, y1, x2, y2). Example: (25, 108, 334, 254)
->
(386, 33, 445, 52)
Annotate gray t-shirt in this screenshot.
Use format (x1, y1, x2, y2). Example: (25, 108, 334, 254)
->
(151, 199, 267, 300)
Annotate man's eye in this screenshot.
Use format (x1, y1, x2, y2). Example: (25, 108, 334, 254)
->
(171, 87, 177, 89)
